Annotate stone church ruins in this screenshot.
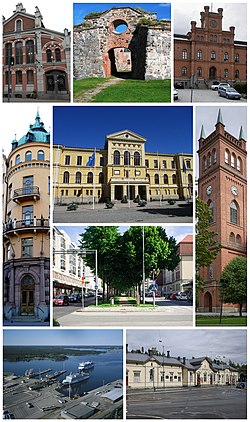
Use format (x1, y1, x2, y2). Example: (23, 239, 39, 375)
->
(74, 6, 171, 80)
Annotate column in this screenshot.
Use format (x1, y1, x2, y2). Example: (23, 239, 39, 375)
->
(111, 185, 115, 201)
(39, 257, 46, 305)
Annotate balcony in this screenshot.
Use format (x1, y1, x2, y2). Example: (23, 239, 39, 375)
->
(13, 186, 40, 203)
(3, 218, 49, 234)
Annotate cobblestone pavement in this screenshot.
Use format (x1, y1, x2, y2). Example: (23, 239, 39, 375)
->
(175, 89, 246, 103)
(53, 200, 193, 224)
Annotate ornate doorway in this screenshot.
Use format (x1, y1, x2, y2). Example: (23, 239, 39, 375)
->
(21, 276, 35, 315)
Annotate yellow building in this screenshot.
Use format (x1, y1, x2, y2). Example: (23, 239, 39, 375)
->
(3, 111, 50, 324)
(53, 130, 193, 203)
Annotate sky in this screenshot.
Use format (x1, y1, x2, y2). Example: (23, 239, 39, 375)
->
(56, 225, 193, 246)
(174, 3, 247, 41)
(4, 329, 123, 346)
(1, 104, 53, 156)
(127, 329, 247, 364)
(53, 106, 193, 154)
(2, 0, 72, 32)
(74, 3, 171, 25)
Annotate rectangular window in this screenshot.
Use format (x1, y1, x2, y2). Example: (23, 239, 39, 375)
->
(171, 160, 176, 169)
(170, 372, 174, 382)
(22, 205, 33, 224)
(133, 371, 141, 383)
(86, 190, 89, 196)
(186, 160, 191, 169)
(16, 71, 22, 85)
(145, 159, 149, 167)
(65, 190, 68, 196)
(74, 190, 77, 196)
(77, 156, 82, 166)
(100, 157, 104, 166)
(154, 160, 158, 169)
(162, 160, 167, 169)
(65, 155, 70, 165)
(22, 238, 33, 256)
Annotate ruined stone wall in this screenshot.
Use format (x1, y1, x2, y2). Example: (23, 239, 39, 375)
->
(73, 28, 103, 79)
(145, 28, 171, 80)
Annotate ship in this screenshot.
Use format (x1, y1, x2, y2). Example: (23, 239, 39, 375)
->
(78, 361, 94, 371)
(62, 372, 90, 385)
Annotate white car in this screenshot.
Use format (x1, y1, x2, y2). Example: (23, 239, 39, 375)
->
(173, 88, 178, 100)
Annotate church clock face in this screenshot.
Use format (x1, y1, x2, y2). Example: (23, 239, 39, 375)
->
(210, 19, 217, 28)
(231, 186, 238, 196)
(206, 185, 212, 196)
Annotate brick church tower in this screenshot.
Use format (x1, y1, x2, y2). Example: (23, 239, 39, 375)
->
(198, 109, 247, 312)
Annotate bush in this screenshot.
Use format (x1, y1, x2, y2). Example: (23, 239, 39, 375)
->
(133, 195, 141, 203)
(232, 82, 247, 95)
(121, 195, 128, 203)
(168, 199, 176, 205)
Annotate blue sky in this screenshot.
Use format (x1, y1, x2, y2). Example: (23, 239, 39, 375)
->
(57, 225, 193, 246)
(4, 329, 122, 346)
(74, 3, 171, 25)
(53, 106, 193, 154)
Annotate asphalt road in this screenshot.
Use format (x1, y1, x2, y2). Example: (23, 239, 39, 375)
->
(175, 88, 246, 103)
(53, 296, 96, 320)
(53, 200, 193, 224)
(127, 387, 247, 419)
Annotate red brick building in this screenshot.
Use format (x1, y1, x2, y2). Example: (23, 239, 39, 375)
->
(198, 109, 247, 312)
(3, 3, 70, 101)
(174, 6, 247, 88)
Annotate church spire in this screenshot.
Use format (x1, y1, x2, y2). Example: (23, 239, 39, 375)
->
(239, 125, 245, 140)
(200, 124, 206, 139)
(216, 108, 224, 125)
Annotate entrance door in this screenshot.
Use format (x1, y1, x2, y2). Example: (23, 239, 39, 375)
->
(21, 276, 35, 315)
(209, 67, 216, 80)
(204, 291, 212, 312)
(46, 71, 66, 92)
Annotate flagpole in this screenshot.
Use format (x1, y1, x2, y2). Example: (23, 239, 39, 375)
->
(128, 163, 130, 209)
(93, 148, 96, 210)
(158, 152, 162, 207)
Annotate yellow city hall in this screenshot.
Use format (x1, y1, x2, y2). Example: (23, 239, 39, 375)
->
(53, 130, 193, 203)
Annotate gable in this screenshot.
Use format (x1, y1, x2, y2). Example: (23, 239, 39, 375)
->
(3, 13, 35, 33)
(106, 130, 146, 144)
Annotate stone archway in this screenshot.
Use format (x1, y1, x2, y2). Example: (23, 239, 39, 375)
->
(204, 291, 213, 312)
(108, 47, 132, 78)
(209, 66, 216, 80)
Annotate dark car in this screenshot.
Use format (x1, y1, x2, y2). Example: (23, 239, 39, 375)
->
(53, 295, 70, 306)
(218, 86, 241, 100)
(67, 203, 77, 211)
(69, 293, 81, 303)
(165, 293, 172, 299)
(236, 382, 245, 389)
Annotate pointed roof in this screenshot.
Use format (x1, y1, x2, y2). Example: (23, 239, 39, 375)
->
(216, 109, 224, 125)
(106, 129, 147, 143)
(200, 124, 206, 139)
(239, 125, 245, 140)
(11, 112, 50, 150)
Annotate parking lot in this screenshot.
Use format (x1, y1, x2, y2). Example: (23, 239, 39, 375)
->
(175, 89, 246, 103)
(127, 386, 247, 419)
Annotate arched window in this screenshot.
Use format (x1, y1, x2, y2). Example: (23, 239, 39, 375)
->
(5, 43, 12, 65)
(25, 151, 32, 161)
(146, 173, 150, 182)
(163, 174, 168, 184)
(208, 152, 211, 167)
(16, 19, 22, 31)
(37, 150, 44, 160)
(230, 201, 238, 225)
(124, 151, 130, 166)
(182, 67, 187, 76)
(172, 174, 177, 184)
(154, 174, 159, 184)
(15, 41, 23, 64)
(16, 70, 22, 85)
(63, 171, 69, 184)
(225, 149, 229, 165)
(16, 155, 20, 165)
(134, 152, 140, 166)
(75, 172, 81, 184)
(224, 69, 228, 78)
(114, 150, 120, 165)
(229, 232, 235, 243)
(208, 200, 214, 224)
(27, 70, 34, 84)
(46, 49, 52, 62)
(235, 69, 239, 78)
(188, 174, 193, 184)
(231, 153, 235, 168)
(235, 53, 239, 63)
(224, 52, 229, 61)
(212, 148, 216, 163)
(99, 172, 104, 184)
(211, 51, 216, 60)
(236, 234, 241, 244)
(87, 172, 93, 184)
(214, 35, 217, 42)
(197, 50, 202, 60)
(26, 40, 34, 64)
(197, 67, 202, 76)
(182, 49, 187, 59)
(237, 157, 242, 172)
(55, 48, 61, 62)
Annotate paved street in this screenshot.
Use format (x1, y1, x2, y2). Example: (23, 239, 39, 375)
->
(53, 296, 95, 320)
(54, 299, 193, 327)
(53, 200, 193, 224)
(127, 386, 247, 419)
(175, 89, 246, 103)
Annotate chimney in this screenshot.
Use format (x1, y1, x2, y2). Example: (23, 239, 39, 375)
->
(178, 356, 181, 361)
(183, 357, 186, 365)
(126, 344, 129, 353)
(167, 350, 170, 358)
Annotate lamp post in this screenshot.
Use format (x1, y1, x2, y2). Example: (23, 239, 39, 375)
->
(142, 226, 145, 304)
(159, 340, 165, 388)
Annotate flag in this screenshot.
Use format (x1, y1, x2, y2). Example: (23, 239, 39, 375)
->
(86, 152, 95, 166)
(182, 158, 187, 173)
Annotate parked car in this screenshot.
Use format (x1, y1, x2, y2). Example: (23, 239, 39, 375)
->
(218, 86, 241, 100)
(26, 403, 33, 408)
(236, 381, 245, 389)
(173, 88, 178, 100)
(53, 295, 70, 306)
(217, 82, 230, 94)
(67, 203, 77, 211)
(174, 81, 184, 89)
(178, 293, 188, 301)
(155, 291, 162, 297)
(210, 81, 220, 90)
(165, 293, 172, 300)
(69, 293, 81, 303)
(170, 293, 177, 300)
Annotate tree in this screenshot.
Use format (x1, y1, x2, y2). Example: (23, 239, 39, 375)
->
(220, 257, 247, 317)
(196, 197, 221, 293)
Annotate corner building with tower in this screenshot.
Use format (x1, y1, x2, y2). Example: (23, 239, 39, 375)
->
(3, 112, 50, 324)
(198, 110, 247, 313)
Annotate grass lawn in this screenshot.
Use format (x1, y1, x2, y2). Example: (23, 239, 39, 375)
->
(73, 77, 110, 96)
(196, 315, 247, 326)
(73, 78, 171, 102)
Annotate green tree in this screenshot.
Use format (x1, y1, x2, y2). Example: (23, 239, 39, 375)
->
(196, 197, 221, 293)
(220, 257, 247, 317)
